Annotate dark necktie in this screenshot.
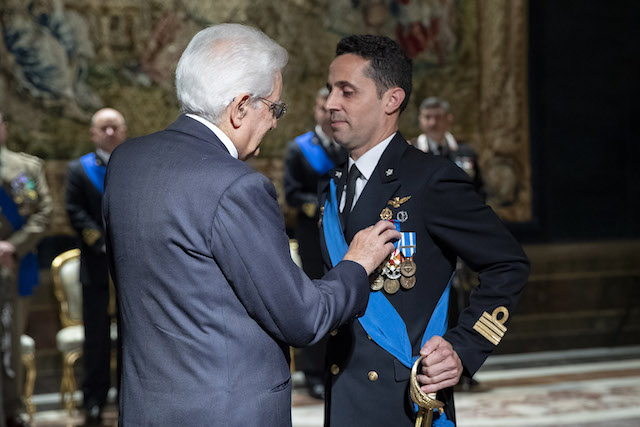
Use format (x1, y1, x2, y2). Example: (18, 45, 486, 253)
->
(342, 164, 362, 229)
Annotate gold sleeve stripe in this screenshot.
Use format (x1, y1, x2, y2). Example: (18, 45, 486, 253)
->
(473, 306, 509, 346)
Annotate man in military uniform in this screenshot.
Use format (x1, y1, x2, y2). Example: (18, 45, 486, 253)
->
(319, 35, 530, 426)
(413, 97, 487, 391)
(283, 88, 347, 399)
(0, 111, 52, 427)
(412, 97, 484, 198)
(65, 108, 126, 425)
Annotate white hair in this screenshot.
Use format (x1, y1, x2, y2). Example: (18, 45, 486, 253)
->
(176, 24, 288, 125)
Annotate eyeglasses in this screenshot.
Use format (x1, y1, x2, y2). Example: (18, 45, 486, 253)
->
(258, 97, 287, 120)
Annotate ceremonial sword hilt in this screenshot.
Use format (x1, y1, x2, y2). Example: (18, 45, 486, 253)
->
(410, 355, 445, 427)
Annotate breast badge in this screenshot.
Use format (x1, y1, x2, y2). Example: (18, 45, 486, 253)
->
(396, 210, 409, 222)
(380, 207, 393, 220)
(473, 306, 509, 346)
(387, 195, 411, 209)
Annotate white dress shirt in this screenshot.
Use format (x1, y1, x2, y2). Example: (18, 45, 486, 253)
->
(186, 114, 238, 159)
(339, 132, 396, 212)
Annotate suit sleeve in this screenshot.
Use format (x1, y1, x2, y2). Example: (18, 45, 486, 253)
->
(210, 172, 369, 347)
(7, 158, 52, 258)
(283, 141, 318, 208)
(422, 162, 530, 376)
(65, 161, 104, 252)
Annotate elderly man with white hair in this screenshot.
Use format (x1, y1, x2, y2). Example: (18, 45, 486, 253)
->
(103, 24, 399, 426)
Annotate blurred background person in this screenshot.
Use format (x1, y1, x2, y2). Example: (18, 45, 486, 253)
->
(65, 108, 126, 425)
(0, 110, 52, 427)
(413, 96, 486, 391)
(283, 89, 347, 400)
(412, 96, 484, 198)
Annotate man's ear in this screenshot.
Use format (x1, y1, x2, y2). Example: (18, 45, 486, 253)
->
(384, 87, 406, 115)
(229, 93, 252, 129)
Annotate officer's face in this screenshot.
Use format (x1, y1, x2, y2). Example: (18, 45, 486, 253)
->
(313, 95, 332, 138)
(419, 107, 452, 142)
(91, 109, 127, 154)
(326, 54, 390, 158)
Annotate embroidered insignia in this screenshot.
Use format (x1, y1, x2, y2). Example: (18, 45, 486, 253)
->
(385, 168, 393, 176)
(380, 207, 393, 220)
(335, 171, 343, 178)
(473, 306, 509, 346)
(397, 210, 408, 222)
(10, 173, 37, 204)
(388, 196, 411, 208)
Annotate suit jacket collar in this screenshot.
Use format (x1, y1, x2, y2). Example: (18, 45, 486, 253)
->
(166, 114, 231, 155)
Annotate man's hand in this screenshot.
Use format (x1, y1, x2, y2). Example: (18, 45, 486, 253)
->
(343, 220, 400, 275)
(417, 336, 463, 393)
(0, 241, 16, 269)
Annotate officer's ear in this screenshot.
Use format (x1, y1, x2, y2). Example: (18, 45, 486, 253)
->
(383, 87, 405, 115)
(229, 93, 251, 129)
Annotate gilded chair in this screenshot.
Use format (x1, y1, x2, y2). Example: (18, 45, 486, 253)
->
(21, 334, 36, 420)
(51, 248, 84, 414)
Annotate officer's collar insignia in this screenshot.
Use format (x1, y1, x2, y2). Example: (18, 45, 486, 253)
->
(385, 168, 394, 176)
(335, 171, 342, 178)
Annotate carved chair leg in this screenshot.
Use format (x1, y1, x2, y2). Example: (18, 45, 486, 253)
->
(61, 350, 82, 415)
(21, 352, 36, 422)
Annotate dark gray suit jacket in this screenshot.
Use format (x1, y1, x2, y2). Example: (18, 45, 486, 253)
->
(103, 115, 369, 426)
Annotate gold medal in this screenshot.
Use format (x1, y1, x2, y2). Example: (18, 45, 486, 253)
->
(370, 275, 384, 291)
(383, 278, 400, 294)
(380, 207, 393, 220)
(400, 275, 416, 290)
(400, 259, 416, 277)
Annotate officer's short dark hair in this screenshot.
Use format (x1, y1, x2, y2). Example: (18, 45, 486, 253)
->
(420, 97, 450, 113)
(336, 35, 412, 112)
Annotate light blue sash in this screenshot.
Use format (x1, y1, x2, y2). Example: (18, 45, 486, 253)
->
(323, 179, 453, 425)
(0, 186, 39, 296)
(80, 152, 106, 195)
(296, 132, 335, 175)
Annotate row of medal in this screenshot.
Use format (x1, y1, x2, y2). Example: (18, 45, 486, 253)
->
(370, 248, 416, 295)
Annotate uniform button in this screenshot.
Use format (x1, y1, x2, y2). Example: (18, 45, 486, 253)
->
(330, 364, 340, 375)
(368, 371, 379, 382)
(367, 335, 372, 340)
(330, 329, 338, 336)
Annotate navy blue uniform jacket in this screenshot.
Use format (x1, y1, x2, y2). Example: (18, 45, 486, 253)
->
(103, 115, 369, 426)
(319, 133, 530, 426)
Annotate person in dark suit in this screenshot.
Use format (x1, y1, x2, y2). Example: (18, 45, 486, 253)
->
(413, 97, 487, 391)
(319, 35, 530, 426)
(284, 87, 347, 280)
(283, 88, 347, 399)
(412, 96, 484, 199)
(102, 24, 399, 426)
(65, 107, 126, 425)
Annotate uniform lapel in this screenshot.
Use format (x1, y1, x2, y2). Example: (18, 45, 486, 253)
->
(345, 133, 409, 242)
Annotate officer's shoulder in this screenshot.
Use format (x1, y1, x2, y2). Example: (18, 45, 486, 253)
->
(402, 144, 450, 169)
(7, 149, 44, 168)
